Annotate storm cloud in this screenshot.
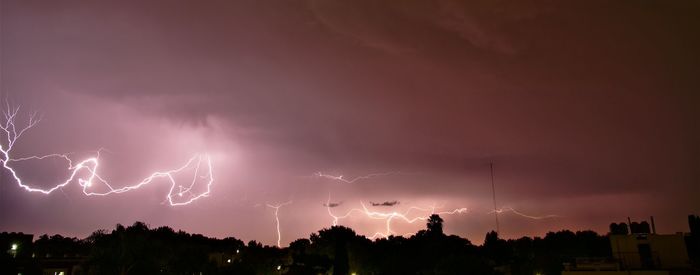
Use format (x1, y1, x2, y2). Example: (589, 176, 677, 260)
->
(1, 0, 698, 245)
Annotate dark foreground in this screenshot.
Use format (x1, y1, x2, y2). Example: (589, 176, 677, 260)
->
(2, 214, 700, 275)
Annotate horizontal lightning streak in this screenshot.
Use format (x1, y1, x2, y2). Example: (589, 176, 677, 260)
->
(326, 194, 468, 238)
(314, 171, 399, 184)
(488, 207, 560, 220)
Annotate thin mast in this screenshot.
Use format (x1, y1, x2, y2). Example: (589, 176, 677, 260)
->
(490, 162, 500, 234)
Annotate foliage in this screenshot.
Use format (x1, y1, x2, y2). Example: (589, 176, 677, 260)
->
(2, 216, 614, 275)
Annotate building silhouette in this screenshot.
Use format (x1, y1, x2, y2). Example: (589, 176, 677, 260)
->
(564, 217, 697, 275)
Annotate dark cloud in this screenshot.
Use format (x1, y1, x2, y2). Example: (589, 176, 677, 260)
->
(323, 202, 343, 208)
(370, 201, 400, 207)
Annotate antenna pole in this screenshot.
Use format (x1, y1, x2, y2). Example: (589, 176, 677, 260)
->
(490, 162, 500, 234)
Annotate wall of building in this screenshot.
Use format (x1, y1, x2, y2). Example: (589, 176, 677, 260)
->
(563, 271, 670, 275)
(610, 233, 690, 270)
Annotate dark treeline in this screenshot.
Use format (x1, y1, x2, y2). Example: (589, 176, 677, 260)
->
(2, 214, 613, 275)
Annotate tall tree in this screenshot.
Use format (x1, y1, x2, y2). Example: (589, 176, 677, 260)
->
(427, 214, 444, 236)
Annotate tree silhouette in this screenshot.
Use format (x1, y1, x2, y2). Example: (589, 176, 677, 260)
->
(427, 214, 444, 236)
(2, 219, 615, 275)
(310, 226, 364, 275)
(609, 222, 630, 235)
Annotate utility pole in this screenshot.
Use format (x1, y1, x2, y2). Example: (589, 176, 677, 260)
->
(490, 162, 500, 234)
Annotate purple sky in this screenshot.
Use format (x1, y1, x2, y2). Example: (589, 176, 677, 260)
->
(1, 0, 698, 246)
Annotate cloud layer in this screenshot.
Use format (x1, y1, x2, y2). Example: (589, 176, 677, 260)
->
(1, 0, 698, 245)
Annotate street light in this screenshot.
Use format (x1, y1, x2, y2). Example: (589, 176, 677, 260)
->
(10, 243, 18, 258)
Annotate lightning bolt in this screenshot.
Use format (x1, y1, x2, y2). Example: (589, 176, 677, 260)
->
(488, 207, 560, 220)
(326, 194, 468, 238)
(326, 194, 364, 227)
(0, 103, 214, 206)
(267, 201, 292, 247)
(313, 171, 399, 184)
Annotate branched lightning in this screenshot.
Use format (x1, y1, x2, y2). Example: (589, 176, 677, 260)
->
(267, 201, 292, 247)
(326, 194, 468, 238)
(324, 194, 559, 238)
(0, 103, 214, 206)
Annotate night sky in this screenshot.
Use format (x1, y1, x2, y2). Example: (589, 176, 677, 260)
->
(1, 0, 698, 246)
